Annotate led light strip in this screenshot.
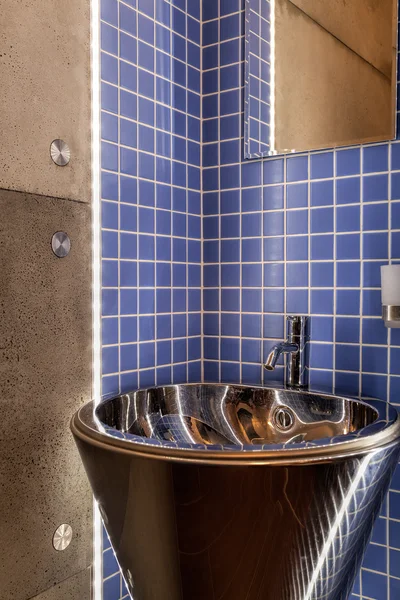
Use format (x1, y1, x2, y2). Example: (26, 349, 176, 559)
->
(270, 0, 276, 153)
(90, 0, 102, 594)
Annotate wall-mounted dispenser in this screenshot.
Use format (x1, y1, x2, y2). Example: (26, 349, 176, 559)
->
(381, 265, 400, 327)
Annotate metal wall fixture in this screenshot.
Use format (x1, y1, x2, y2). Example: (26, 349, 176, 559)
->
(381, 265, 400, 327)
(51, 231, 71, 258)
(50, 139, 71, 166)
(52, 524, 73, 551)
(264, 315, 309, 388)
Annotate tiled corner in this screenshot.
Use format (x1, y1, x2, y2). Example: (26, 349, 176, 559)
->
(100, 0, 201, 595)
(100, 0, 400, 598)
(201, 1, 400, 598)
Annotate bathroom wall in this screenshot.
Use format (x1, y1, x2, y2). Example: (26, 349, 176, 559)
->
(0, 1, 92, 599)
(202, 0, 400, 599)
(100, 0, 201, 594)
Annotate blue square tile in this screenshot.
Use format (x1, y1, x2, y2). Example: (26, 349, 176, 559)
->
(363, 174, 389, 202)
(311, 289, 334, 315)
(335, 372, 360, 398)
(102, 230, 118, 258)
(221, 337, 240, 361)
(120, 316, 137, 343)
(336, 205, 360, 232)
(102, 260, 118, 287)
(336, 344, 360, 372)
(101, 82, 118, 114)
(102, 346, 119, 375)
(263, 158, 284, 184)
(336, 261, 360, 288)
(102, 289, 118, 316)
(221, 289, 240, 312)
(287, 236, 308, 261)
(103, 574, 121, 600)
(311, 316, 333, 342)
(363, 202, 388, 231)
(310, 152, 333, 179)
(362, 346, 387, 374)
(336, 233, 360, 260)
(286, 289, 308, 314)
(264, 289, 284, 313)
(138, 234, 154, 260)
(287, 183, 308, 208)
(311, 180, 333, 207)
(264, 211, 284, 236)
(139, 341, 155, 369)
(102, 201, 118, 229)
(287, 209, 308, 235)
(263, 185, 284, 211)
(311, 261, 334, 287)
(335, 317, 360, 343)
(287, 155, 308, 182)
(311, 234, 333, 260)
(362, 319, 388, 354)
(336, 177, 360, 205)
(310, 343, 333, 369)
(363, 289, 382, 316)
(363, 232, 388, 259)
(363, 144, 388, 173)
(336, 148, 360, 176)
(361, 569, 387, 600)
(242, 212, 262, 237)
(101, 52, 118, 84)
(263, 314, 284, 339)
(242, 238, 262, 262)
(336, 289, 360, 316)
(311, 207, 333, 234)
(242, 289, 262, 312)
(286, 262, 308, 287)
(242, 263, 263, 287)
(120, 343, 137, 372)
(157, 314, 171, 338)
(139, 289, 155, 315)
(242, 314, 261, 338)
(101, 0, 118, 26)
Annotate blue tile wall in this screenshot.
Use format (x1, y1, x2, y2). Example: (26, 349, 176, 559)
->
(202, 1, 400, 598)
(100, 0, 201, 595)
(101, 0, 400, 597)
(244, 0, 271, 157)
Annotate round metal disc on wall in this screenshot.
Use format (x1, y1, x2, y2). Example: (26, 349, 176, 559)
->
(52, 524, 73, 551)
(51, 231, 71, 258)
(50, 139, 71, 166)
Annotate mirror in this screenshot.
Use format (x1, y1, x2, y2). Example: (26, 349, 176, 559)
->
(244, 0, 398, 158)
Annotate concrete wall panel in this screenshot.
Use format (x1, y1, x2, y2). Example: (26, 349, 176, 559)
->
(0, 190, 93, 600)
(0, 0, 91, 203)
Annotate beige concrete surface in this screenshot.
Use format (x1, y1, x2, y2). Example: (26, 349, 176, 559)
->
(0, 189, 93, 600)
(28, 569, 91, 600)
(289, 0, 396, 78)
(0, 0, 91, 203)
(275, 0, 395, 152)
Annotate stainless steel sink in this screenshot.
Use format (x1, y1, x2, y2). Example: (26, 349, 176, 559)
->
(71, 383, 400, 600)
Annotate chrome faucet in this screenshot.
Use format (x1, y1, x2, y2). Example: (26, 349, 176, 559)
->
(264, 316, 309, 388)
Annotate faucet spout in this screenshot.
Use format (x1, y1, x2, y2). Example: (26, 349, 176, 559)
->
(264, 342, 298, 371)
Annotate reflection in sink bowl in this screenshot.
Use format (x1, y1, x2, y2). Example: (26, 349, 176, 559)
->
(72, 384, 400, 600)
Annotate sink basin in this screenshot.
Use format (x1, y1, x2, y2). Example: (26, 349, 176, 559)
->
(71, 384, 400, 600)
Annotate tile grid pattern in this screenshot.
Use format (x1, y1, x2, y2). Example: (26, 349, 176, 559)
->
(100, 0, 201, 596)
(244, 0, 271, 158)
(201, 1, 400, 599)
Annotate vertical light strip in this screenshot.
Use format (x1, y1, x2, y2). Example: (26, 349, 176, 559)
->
(90, 0, 102, 594)
(270, 0, 276, 153)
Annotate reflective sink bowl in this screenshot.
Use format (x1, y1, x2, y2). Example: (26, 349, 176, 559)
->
(71, 384, 400, 600)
